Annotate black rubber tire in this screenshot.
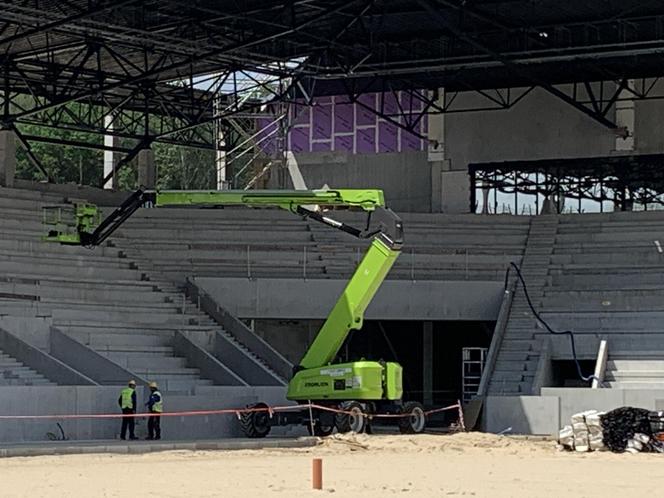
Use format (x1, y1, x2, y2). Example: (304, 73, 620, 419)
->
(240, 403, 272, 438)
(398, 401, 427, 434)
(335, 401, 367, 434)
(309, 423, 335, 437)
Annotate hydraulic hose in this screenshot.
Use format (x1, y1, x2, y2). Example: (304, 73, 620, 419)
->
(506, 261, 603, 386)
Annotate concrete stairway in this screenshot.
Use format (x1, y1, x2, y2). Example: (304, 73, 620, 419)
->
(110, 238, 287, 385)
(0, 187, 284, 390)
(0, 348, 54, 386)
(62, 325, 216, 393)
(489, 215, 558, 395)
(604, 356, 664, 389)
(118, 208, 529, 282)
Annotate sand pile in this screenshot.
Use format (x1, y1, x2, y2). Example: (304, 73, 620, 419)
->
(0, 433, 663, 497)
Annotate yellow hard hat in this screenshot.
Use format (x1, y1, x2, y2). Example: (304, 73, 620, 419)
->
(128, 379, 136, 386)
(148, 381, 158, 389)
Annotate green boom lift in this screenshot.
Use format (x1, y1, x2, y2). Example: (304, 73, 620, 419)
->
(43, 188, 427, 437)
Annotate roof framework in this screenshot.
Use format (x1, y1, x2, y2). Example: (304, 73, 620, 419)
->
(1, 0, 664, 183)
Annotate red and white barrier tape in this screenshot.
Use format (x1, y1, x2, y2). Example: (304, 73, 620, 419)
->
(0, 401, 464, 423)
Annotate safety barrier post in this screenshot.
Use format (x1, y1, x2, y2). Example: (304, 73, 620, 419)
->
(312, 458, 323, 490)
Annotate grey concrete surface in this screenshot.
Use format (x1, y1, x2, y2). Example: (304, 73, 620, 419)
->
(285, 150, 431, 213)
(0, 385, 299, 443)
(0, 437, 318, 458)
(195, 277, 504, 321)
(483, 395, 560, 435)
(484, 388, 664, 435)
(0, 130, 16, 188)
(0, 327, 95, 385)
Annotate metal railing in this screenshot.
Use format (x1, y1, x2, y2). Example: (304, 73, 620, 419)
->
(163, 243, 520, 282)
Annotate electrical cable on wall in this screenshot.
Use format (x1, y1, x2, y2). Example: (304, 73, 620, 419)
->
(506, 261, 602, 386)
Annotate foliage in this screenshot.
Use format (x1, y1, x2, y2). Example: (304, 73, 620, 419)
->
(14, 100, 216, 191)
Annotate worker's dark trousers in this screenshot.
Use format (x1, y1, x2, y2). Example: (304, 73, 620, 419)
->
(120, 409, 136, 439)
(148, 414, 161, 440)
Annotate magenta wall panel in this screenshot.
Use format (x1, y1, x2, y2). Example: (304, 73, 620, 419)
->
(357, 128, 376, 153)
(334, 103, 353, 133)
(312, 105, 332, 140)
(290, 126, 310, 153)
(357, 94, 376, 126)
(378, 122, 398, 153)
(381, 93, 399, 117)
(257, 91, 428, 155)
(334, 135, 354, 152)
(311, 141, 332, 152)
(401, 126, 422, 151)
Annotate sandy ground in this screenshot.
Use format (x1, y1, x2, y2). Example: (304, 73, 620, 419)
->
(0, 433, 663, 498)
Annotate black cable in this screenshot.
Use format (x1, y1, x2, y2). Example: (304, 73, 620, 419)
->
(506, 261, 602, 386)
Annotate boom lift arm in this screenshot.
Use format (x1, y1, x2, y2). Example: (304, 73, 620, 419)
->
(43, 187, 421, 436)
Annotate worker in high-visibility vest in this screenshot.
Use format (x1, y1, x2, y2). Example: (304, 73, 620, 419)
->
(118, 379, 138, 440)
(145, 381, 163, 440)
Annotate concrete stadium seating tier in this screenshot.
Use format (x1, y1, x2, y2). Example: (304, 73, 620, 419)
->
(0, 187, 285, 394)
(117, 209, 530, 282)
(489, 211, 664, 395)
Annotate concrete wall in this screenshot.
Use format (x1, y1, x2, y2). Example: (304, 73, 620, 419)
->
(0, 386, 300, 442)
(253, 319, 324, 364)
(282, 83, 664, 214)
(278, 150, 431, 213)
(195, 277, 504, 321)
(483, 388, 664, 436)
(13, 179, 130, 206)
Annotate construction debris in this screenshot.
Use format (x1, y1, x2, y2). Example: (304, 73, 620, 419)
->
(558, 407, 664, 454)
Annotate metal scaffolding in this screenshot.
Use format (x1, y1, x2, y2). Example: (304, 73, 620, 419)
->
(1, 1, 664, 185)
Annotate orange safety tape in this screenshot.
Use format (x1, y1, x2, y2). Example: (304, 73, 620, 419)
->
(310, 403, 460, 419)
(0, 402, 462, 421)
(0, 404, 305, 420)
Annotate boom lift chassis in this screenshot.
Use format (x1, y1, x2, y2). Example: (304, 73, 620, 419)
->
(43, 188, 427, 437)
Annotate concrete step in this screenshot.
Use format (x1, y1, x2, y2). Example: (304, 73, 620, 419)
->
(605, 370, 664, 380)
(148, 378, 214, 394)
(94, 345, 175, 355)
(604, 380, 664, 389)
(607, 360, 664, 370)
(132, 368, 202, 378)
(499, 339, 535, 352)
(0, 378, 55, 386)
(75, 334, 172, 347)
(101, 353, 187, 370)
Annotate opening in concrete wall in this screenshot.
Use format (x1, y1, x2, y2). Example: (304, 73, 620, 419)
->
(255, 319, 495, 415)
(550, 360, 595, 388)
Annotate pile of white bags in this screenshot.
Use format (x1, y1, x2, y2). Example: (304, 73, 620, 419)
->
(558, 410, 605, 452)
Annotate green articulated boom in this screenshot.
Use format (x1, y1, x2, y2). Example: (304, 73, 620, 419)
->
(43, 187, 425, 437)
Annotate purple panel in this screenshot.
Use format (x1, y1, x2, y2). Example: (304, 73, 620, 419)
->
(291, 103, 310, 126)
(311, 141, 331, 152)
(356, 94, 376, 126)
(400, 91, 423, 113)
(334, 103, 353, 133)
(257, 118, 278, 155)
(356, 128, 376, 154)
(312, 105, 332, 140)
(378, 122, 398, 153)
(316, 96, 332, 105)
(290, 126, 310, 153)
(381, 93, 399, 117)
(334, 135, 353, 152)
(400, 129, 422, 151)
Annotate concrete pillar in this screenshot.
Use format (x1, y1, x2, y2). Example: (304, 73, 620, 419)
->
(137, 148, 156, 189)
(615, 79, 635, 152)
(422, 321, 434, 407)
(103, 115, 119, 190)
(0, 129, 16, 187)
(216, 131, 227, 190)
(427, 89, 446, 213)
